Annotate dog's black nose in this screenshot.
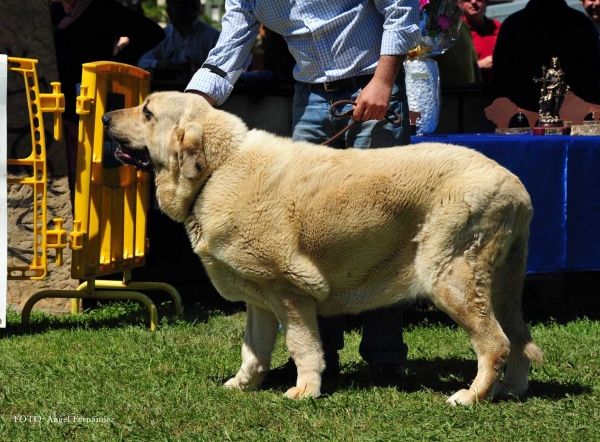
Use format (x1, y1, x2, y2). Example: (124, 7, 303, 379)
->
(101, 114, 110, 126)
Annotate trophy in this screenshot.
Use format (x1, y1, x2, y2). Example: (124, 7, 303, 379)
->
(532, 58, 571, 135)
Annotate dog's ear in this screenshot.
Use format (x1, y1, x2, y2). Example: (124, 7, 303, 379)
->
(175, 122, 203, 180)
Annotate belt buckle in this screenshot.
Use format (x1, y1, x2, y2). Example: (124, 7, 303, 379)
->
(323, 81, 338, 92)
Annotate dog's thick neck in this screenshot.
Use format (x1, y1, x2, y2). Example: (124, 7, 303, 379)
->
(199, 109, 248, 171)
(154, 104, 248, 223)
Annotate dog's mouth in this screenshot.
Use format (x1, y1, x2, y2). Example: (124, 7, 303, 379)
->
(114, 145, 153, 172)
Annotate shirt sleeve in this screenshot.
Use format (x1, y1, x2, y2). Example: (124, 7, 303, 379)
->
(185, 0, 259, 105)
(137, 51, 157, 70)
(374, 0, 421, 56)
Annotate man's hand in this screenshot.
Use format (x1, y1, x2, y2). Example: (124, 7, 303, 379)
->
(353, 78, 394, 121)
(478, 55, 493, 70)
(352, 54, 405, 121)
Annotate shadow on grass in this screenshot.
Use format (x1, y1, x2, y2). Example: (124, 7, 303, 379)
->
(254, 357, 591, 403)
(0, 302, 237, 339)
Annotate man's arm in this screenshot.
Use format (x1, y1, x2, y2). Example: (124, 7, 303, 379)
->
(354, 0, 420, 121)
(185, 0, 259, 105)
(353, 54, 406, 121)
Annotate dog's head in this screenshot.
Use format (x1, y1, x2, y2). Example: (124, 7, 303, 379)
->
(102, 91, 247, 221)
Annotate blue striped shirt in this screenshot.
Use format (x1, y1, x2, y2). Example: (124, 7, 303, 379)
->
(186, 0, 421, 105)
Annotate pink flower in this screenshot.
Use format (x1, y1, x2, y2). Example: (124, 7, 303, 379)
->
(420, 0, 430, 10)
(437, 14, 451, 30)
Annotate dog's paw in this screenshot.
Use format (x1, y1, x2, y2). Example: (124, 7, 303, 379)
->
(224, 377, 244, 390)
(284, 384, 321, 400)
(446, 389, 480, 406)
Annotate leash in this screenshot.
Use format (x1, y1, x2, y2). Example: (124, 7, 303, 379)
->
(319, 100, 402, 146)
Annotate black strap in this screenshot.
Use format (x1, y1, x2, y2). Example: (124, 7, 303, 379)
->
(202, 63, 227, 78)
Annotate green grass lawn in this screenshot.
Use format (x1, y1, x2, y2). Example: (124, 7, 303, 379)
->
(0, 302, 598, 441)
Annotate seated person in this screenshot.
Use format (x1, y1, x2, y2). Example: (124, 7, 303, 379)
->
(493, 0, 600, 111)
(138, 0, 220, 85)
(581, 0, 600, 36)
(461, 0, 501, 83)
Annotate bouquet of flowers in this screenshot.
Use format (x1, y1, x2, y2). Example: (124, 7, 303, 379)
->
(405, 1, 463, 134)
(413, 0, 464, 58)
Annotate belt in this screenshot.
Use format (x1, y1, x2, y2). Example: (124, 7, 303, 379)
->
(300, 74, 375, 92)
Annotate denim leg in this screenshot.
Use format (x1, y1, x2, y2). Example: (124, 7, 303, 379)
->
(346, 73, 411, 148)
(292, 83, 346, 356)
(290, 74, 411, 365)
(347, 74, 410, 366)
(292, 84, 345, 149)
(359, 304, 408, 366)
(317, 315, 345, 355)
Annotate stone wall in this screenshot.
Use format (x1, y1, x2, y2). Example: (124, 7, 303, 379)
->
(2, 0, 77, 314)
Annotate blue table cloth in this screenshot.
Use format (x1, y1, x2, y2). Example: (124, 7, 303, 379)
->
(412, 134, 600, 273)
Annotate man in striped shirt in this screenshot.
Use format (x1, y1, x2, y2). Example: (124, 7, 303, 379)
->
(186, 0, 421, 388)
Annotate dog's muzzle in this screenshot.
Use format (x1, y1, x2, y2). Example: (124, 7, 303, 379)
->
(114, 146, 153, 172)
(102, 113, 154, 172)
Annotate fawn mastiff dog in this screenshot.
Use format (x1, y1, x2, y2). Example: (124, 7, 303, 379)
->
(102, 92, 542, 405)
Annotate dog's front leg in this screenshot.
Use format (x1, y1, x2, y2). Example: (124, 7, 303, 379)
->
(224, 303, 279, 391)
(277, 295, 324, 399)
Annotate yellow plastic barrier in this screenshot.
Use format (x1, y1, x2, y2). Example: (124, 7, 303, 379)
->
(6, 57, 67, 280)
(70, 61, 151, 280)
(8, 60, 183, 329)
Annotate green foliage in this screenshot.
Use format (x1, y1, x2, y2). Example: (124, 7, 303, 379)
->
(1, 305, 599, 441)
(141, 0, 166, 24)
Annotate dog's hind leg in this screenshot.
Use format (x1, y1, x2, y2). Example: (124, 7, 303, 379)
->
(426, 234, 513, 405)
(491, 235, 543, 398)
(273, 293, 324, 399)
(224, 303, 279, 391)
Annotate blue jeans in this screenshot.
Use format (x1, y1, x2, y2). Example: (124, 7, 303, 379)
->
(292, 74, 411, 149)
(291, 73, 409, 367)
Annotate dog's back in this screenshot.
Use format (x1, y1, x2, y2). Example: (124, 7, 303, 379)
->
(203, 136, 532, 307)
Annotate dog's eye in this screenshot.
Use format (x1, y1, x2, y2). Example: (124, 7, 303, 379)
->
(143, 106, 153, 120)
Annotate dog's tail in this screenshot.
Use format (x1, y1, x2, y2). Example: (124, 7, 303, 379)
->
(523, 341, 544, 366)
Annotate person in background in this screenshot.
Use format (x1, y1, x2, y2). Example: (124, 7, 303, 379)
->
(138, 0, 220, 86)
(185, 1, 421, 389)
(237, 25, 295, 101)
(434, 19, 480, 85)
(461, 0, 500, 82)
(493, 0, 600, 112)
(581, 0, 600, 36)
(257, 25, 295, 86)
(50, 0, 165, 200)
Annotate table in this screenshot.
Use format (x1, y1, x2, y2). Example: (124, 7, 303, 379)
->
(412, 134, 600, 273)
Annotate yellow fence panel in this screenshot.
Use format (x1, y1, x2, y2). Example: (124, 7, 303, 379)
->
(6, 57, 66, 281)
(7, 59, 182, 330)
(70, 61, 150, 280)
